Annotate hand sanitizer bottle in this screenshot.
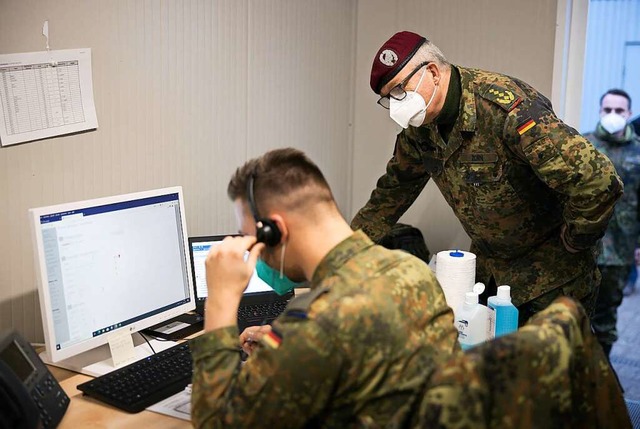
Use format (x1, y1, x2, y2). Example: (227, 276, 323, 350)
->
(487, 285, 519, 339)
(456, 283, 488, 350)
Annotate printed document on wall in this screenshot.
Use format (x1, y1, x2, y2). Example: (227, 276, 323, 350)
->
(0, 48, 98, 146)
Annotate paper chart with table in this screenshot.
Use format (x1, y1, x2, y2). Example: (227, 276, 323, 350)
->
(0, 48, 98, 146)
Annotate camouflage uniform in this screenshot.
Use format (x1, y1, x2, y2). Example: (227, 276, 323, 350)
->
(352, 65, 623, 321)
(190, 230, 459, 428)
(584, 124, 640, 355)
(413, 297, 631, 428)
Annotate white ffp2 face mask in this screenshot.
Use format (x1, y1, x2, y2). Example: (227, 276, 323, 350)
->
(389, 69, 437, 129)
(600, 112, 627, 134)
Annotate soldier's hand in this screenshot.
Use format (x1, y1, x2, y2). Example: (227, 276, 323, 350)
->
(203, 235, 265, 332)
(240, 325, 272, 356)
(205, 235, 265, 299)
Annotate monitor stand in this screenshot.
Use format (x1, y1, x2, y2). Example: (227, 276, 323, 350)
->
(39, 333, 178, 377)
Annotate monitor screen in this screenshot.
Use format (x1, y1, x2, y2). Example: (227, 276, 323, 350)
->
(29, 187, 194, 363)
(189, 235, 272, 304)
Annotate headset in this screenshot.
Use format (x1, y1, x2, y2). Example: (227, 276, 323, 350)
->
(247, 174, 282, 247)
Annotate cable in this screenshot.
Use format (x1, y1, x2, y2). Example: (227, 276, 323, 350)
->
(139, 332, 157, 355)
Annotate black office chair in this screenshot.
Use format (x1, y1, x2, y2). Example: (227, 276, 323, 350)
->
(377, 223, 430, 264)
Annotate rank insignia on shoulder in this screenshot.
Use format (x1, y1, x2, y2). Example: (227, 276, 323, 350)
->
(262, 328, 283, 349)
(517, 117, 536, 135)
(482, 84, 521, 111)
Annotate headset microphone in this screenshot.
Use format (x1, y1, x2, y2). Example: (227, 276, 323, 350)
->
(247, 174, 282, 247)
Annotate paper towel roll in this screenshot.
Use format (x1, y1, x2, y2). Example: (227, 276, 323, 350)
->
(435, 250, 476, 318)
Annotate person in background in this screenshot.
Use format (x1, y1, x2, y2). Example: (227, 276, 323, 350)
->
(584, 88, 640, 357)
(623, 246, 640, 297)
(351, 31, 623, 325)
(631, 114, 640, 136)
(190, 148, 459, 428)
(623, 256, 637, 296)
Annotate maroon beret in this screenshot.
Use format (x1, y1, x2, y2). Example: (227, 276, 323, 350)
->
(370, 31, 426, 94)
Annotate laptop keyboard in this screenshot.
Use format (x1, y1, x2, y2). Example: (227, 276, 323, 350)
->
(237, 300, 289, 325)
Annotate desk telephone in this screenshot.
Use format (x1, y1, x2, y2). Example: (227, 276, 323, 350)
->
(0, 329, 69, 429)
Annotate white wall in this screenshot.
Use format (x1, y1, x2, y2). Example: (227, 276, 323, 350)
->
(0, 0, 356, 341)
(0, 0, 565, 342)
(352, 0, 560, 255)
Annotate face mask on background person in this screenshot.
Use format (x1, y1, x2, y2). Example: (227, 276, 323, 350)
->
(600, 112, 627, 134)
(255, 243, 303, 295)
(389, 68, 437, 129)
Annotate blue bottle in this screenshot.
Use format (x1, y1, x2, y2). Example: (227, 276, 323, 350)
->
(487, 285, 519, 338)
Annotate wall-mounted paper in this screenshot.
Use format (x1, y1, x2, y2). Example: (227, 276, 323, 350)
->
(0, 48, 98, 146)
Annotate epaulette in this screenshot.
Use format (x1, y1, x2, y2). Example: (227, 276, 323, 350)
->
(479, 83, 523, 112)
(283, 287, 330, 319)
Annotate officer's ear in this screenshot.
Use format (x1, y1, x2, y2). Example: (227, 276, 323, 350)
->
(426, 62, 441, 86)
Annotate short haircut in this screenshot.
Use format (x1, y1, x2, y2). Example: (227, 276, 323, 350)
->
(227, 147, 335, 215)
(600, 88, 632, 110)
(410, 40, 450, 70)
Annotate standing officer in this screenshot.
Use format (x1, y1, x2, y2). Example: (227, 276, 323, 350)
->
(352, 31, 623, 324)
(190, 148, 459, 428)
(584, 88, 640, 357)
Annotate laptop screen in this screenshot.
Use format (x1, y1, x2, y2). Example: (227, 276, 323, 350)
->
(188, 235, 272, 304)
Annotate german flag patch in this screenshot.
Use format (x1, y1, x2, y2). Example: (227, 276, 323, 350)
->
(262, 328, 283, 349)
(517, 118, 536, 135)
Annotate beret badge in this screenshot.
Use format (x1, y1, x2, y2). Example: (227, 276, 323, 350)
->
(379, 49, 398, 67)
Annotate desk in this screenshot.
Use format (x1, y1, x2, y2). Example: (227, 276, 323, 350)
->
(49, 288, 310, 427)
(45, 349, 191, 428)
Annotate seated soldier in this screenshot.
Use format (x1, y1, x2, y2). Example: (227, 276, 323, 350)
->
(190, 148, 460, 428)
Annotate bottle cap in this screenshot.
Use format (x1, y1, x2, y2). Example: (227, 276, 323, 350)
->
(473, 282, 485, 295)
(497, 285, 511, 301)
(449, 250, 464, 257)
(464, 291, 478, 306)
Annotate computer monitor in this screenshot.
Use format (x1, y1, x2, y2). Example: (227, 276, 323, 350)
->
(29, 186, 194, 376)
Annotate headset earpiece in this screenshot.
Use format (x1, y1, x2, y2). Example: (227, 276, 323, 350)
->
(255, 218, 282, 247)
(247, 175, 282, 247)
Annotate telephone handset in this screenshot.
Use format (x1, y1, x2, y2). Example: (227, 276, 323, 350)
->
(0, 329, 69, 429)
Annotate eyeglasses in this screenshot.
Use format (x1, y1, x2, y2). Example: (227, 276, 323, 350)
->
(377, 61, 430, 109)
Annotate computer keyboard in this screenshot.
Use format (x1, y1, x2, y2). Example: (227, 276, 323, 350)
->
(77, 342, 192, 413)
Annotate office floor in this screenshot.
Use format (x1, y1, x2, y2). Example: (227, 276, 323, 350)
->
(610, 281, 640, 402)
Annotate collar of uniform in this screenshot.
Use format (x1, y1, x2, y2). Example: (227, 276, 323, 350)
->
(310, 230, 375, 287)
(435, 65, 461, 125)
(594, 123, 636, 144)
(455, 65, 477, 133)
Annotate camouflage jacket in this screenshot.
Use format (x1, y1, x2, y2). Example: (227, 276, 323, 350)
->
(190, 231, 460, 428)
(351, 65, 622, 306)
(414, 297, 631, 428)
(585, 124, 640, 266)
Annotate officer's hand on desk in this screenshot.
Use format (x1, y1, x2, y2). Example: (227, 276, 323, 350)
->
(204, 235, 265, 331)
(240, 325, 272, 356)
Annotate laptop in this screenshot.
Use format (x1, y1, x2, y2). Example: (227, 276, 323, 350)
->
(188, 235, 294, 332)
